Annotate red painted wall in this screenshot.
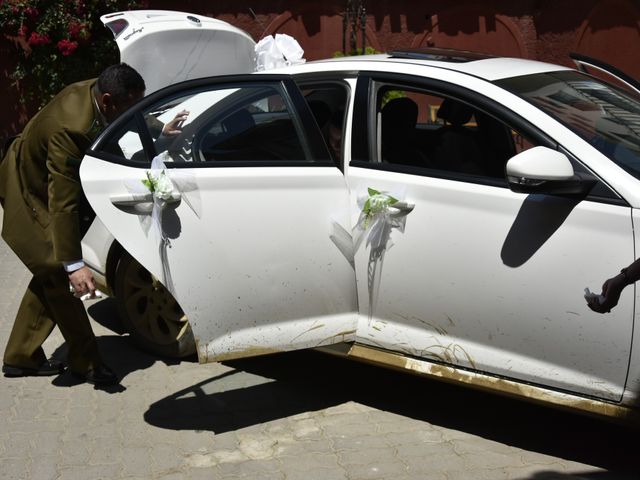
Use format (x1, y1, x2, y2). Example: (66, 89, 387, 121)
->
(2, 0, 639, 136)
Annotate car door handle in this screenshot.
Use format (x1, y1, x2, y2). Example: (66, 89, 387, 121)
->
(109, 191, 181, 207)
(110, 192, 153, 206)
(390, 201, 415, 216)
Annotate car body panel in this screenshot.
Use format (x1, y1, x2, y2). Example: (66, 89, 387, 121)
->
(342, 66, 635, 401)
(624, 208, 640, 406)
(79, 217, 113, 293)
(101, 10, 256, 94)
(81, 158, 358, 362)
(440, 57, 573, 81)
(348, 166, 633, 401)
(303, 55, 572, 82)
(78, 14, 640, 415)
(80, 75, 358, 362)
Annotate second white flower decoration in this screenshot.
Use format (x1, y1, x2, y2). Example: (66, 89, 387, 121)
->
(354, 187, 414, 323)
(362, 188, 399, 228)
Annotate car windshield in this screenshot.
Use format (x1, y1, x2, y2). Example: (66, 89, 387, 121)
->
(497, 70, 640, 179)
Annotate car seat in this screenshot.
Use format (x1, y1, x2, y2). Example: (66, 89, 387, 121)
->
(434, 98, 485, 175)
(308, 100, 332, 131)
(222, 109, 255, 138)
(199, 108, 257, 161)
(381, 97, 429, 167)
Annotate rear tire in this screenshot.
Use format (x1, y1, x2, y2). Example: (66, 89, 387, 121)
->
(114, 252, 196, 358)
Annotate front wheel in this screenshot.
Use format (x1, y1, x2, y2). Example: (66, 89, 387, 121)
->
(114, 252, 196, 358)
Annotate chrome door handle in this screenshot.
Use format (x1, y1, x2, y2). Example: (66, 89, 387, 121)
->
(390, 201, 415, 216)
(110, 192, 153, 206)
(109, 191, 181, 207)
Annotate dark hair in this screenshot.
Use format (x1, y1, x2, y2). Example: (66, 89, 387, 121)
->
(96, 63, 145, 103)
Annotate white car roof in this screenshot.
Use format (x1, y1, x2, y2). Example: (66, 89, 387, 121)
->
(277, 52, 572, 82)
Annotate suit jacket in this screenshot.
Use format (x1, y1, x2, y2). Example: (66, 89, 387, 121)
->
(0, 79, 104, 273)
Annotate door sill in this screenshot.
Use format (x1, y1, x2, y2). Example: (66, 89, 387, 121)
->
(315, 342, 639, 423)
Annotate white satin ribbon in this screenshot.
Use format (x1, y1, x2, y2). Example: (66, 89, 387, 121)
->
(124, 153, 202, 294)
(353, 188, 411, 322)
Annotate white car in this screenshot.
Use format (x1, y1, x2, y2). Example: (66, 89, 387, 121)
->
(82, 10, 640, 421)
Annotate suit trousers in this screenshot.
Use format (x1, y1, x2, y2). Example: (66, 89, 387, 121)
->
(3, 268, 102, 373)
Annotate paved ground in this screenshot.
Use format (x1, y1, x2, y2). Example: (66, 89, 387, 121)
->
(0, 211, 638, 479)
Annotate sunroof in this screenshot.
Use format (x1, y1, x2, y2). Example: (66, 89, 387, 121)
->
(389, 47, 496, 63)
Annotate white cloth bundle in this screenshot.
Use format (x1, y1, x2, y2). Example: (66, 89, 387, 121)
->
(255, 33, 306, 71)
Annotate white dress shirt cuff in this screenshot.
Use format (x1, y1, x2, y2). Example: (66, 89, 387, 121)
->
(62, 260, 85, 273)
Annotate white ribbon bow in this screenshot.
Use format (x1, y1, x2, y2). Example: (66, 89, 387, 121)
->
(254, 34, 306, 71)
(354, 188, 411, 322)
(124, 153, 202, 294)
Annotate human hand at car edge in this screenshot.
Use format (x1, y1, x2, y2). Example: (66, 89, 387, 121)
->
(162, 109, 189, 136)
(68, 266, 96, 298)
(588, 274, 626, 313)
(587, 258, 640, 313)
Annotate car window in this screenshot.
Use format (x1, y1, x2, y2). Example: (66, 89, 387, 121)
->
(372, 84, 537, 180)
(100, 116, 145, 162)
(99, 83, 316, 164)
(497, 70, 640, 181)
(299, 83, 349, 167)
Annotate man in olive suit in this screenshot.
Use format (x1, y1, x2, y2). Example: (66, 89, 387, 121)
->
(0, 64, 145, 385)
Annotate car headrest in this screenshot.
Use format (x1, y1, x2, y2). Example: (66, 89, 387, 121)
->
(222, 109, 255, 135)
(381, 97, 418, 133)
(308, 100, 332, 129)
(437, 99, 473, 126)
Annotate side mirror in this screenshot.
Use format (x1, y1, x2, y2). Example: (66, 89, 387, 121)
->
(506, 146, 596, 195)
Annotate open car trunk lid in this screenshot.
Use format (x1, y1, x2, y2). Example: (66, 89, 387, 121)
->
(102, 10, 256, 94)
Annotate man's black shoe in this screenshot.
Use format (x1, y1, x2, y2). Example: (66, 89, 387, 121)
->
(2, 359, 65, 377)
(71, 364, 119, 386)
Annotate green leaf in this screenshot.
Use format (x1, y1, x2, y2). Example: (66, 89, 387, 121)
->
(367, 187, 380, 196)
(363, 198, 371, 215)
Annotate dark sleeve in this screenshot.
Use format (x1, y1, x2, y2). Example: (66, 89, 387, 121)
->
(46, 129, 85, 262)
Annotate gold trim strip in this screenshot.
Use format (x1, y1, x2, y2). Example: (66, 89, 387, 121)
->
(319, 343, 639, 423)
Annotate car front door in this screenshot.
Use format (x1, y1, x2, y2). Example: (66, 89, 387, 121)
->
(81, 75, 357, 362)
(346, 71, 633, 401)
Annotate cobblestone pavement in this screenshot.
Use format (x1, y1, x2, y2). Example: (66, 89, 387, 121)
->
(0, 212, 638, 479)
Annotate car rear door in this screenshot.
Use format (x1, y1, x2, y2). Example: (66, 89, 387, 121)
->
(81, 75, 357, 362)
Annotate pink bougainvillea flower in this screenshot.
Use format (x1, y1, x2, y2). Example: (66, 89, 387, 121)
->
(28, 32, 52, 46)
(57, 38, 79, 56)
(68, 21, 82, 38)
(18, 24, 28, 37)
(24, 6, 39, 18)
(68, 21, 90, 41)
(75, 0, 85, 15)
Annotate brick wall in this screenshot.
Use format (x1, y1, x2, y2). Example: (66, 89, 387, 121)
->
(2, 0, 639, 136)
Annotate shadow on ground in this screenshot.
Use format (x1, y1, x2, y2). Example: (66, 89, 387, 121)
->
(143, 350, 639, 476)
(49, 297, 194, 392)
(68, 297, 637, 477)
